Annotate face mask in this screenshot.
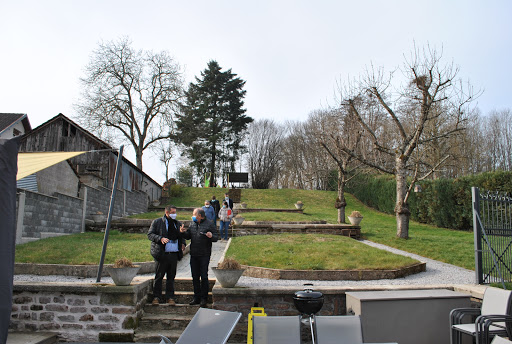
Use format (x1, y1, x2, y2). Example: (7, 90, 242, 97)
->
(169, 214, 177, 220)
(222, 205, 226, 208)
(205, 205, 210, 208)
(225, 197, 229, 200)
(192, 216, 198, 223)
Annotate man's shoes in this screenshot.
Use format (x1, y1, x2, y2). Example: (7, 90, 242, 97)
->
(189, 299, 201, 306)
(152, 297, 160, 305)
(200, 299, 208, 308)
(167, 298, 176, 306)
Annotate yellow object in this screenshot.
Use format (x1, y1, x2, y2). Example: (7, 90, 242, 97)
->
(17, 151, 87, 180)
(247, 307, 266, 344)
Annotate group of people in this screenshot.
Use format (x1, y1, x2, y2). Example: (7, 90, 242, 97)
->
(147, 193, 234, 308)
(201, 193, 234, 241)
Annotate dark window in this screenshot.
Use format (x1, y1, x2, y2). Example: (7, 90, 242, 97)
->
(13, 128, 21, 136)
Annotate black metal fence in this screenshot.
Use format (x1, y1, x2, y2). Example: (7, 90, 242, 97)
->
(472, 187, 512, 288)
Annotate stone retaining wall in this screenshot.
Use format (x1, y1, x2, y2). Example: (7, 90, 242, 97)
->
(14, 261, 156, 278)
(10, 280, 151, 342)
(242, 262, 426, 280)
(20, 190, 83, 239)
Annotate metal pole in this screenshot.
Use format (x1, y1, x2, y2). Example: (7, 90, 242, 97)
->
(96, 145, 124, 282)
(472, 187, 483, 284)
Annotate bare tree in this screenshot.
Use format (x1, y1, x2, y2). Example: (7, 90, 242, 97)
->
(154, 140, 174, 182)
(279, 121, 334, 190)
(75, 37, 184, 169)
(313, 108, 362, 223)
(339, 46, 478, 238)
(246, 119, 283, 189)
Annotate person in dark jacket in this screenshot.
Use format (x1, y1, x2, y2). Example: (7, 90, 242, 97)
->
(210, 195, 220, 219)
(180, 208, 219, 307)
(224, 192, 234, 210)
(148, 205, 185, 306)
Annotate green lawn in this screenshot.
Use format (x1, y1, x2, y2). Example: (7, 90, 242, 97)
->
(17, 187, 476, 270)
(226, 234, 419, 270)
(15, 231, 151, 265)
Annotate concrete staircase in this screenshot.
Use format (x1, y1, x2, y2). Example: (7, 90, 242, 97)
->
(134, 278, 246, 344)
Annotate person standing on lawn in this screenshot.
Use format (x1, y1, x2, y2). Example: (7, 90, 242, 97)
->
(180, 208, 219, 307)
(147, 205, 185, 306)
(218, 200, 233, 241)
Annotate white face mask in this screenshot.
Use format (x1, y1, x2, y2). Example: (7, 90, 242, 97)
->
(205, 204, 210, 208)
(225, 197, 229, 200)
(169, 213, 177, 219)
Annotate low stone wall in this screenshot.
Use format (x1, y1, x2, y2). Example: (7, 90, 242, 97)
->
(232, 223, 361, 237)
(242, 262, 426, 280)
(15, 261, 156, 278)
(10, 280, 151, 342)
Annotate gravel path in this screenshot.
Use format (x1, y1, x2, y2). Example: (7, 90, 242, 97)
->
(14, 240, 476, 287)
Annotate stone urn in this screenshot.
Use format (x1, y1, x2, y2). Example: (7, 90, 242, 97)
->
(106, 266, 140, 286)
(240, 202, 247, 209)
(295, 202, 304, 210)
(347, 216, 363, 226)
(211, 267, 245, 288)
(233, 216, 245, 225)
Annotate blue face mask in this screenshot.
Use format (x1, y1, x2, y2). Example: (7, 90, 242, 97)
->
(192, 216, 198, 223)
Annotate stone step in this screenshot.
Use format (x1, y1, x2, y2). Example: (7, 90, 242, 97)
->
(160, 278, 216, 292)
(144, 302, 204, 316)
(140, 313, 194, 331)
(7, 332, 57, 344)
(145, 291, 213, 306)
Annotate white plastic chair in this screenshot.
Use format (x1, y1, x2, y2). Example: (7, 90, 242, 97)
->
(252, 315, 302, 344)
(313, 315, 398, 344)
(450, 287, 512, 344)
(159, 307, 242, 344)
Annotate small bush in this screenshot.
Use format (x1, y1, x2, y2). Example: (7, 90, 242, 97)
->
(169, 184, 184, 198)
(113, 257, 134, 268)
(218, 257, 242, 270)
(349, 211, 363, 218)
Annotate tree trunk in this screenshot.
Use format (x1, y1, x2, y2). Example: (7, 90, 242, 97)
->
(135, 149, 143, 170)
(337, 167, 347, 224)
(395, 157, 410, 239)
(210, 142, 216, 187)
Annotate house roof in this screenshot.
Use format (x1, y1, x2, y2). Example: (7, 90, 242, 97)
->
(0, 113, 31, 135)
(24, 113, 161, 188)
(26, 113, 112, 149)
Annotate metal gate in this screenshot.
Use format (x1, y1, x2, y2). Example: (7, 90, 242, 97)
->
(472, 187, 512, 288)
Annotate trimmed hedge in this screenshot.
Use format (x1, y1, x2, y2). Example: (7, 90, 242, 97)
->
(346, 171, 512, 231)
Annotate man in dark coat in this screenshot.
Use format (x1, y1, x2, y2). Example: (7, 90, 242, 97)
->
(180, 208, 219, 307)
(148, 205, 185, 305)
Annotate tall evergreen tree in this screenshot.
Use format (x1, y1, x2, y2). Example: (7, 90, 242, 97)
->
(174, 60, 253, 186)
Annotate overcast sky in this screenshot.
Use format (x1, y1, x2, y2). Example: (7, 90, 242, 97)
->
(1, 0, 511, 184)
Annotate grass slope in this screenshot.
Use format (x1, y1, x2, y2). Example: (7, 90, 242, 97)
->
(227, 234, 418, 270)
(17, 187, 475, 270)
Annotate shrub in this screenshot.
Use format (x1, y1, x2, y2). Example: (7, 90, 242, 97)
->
(169, 184, 184, 198)
(346, 171, 512, 231)
(113, 257, 134, 268)
(218, 257, 242, 270)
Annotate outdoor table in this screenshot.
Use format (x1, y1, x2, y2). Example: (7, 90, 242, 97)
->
(346, 289, 471, 344)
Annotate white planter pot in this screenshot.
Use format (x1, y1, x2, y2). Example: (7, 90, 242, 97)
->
(347, 216, 363, 226)
(295, 203, 303, 209)
(106, 266, 140, 286)
(212, 267, 245, 288)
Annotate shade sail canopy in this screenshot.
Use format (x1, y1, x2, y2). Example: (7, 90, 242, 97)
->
(17, 152, 87, 180)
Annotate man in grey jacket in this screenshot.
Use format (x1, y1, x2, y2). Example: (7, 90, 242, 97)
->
(180, 208, 219, 307)
(148, 205, 185, 306)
